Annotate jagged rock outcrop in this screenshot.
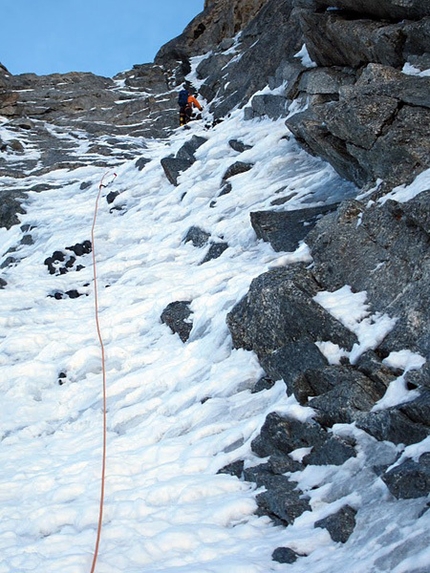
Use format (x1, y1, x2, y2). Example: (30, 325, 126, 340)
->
(155, 0, 270, 64)
(282, 2, 430, 188)
(196, 0, 304, 118)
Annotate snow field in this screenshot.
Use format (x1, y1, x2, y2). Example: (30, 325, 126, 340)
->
(0, 96, 429, 573)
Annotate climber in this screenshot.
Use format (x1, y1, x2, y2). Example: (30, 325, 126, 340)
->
(178, 87, 203, 126)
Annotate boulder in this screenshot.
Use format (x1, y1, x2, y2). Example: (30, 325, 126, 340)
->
(176, 135, 208, 162)
(260, 339, 328, 395)
(0, 191, 26, 229)
(183, 226, 211, 248)
(310, 367, 388, 427)
(244, 463, 311, 525)
(160, 156, 194, 186)
(160, 301, 193, 342)
(247, 94, 288, 119)
(226, 265, 357, 359)
(200, 242, 229, 264)
(381, 453, 430, 499)
(272, 547, 305, 564)
(228, 139, 252, 153)
(251, 412, 355, 466)
(222, 161, 254, 181)
(250, 203, 339, 252)
(161, 136, 207, 186)
(356, 409, 430, 446)
(314, 505, 357, 543)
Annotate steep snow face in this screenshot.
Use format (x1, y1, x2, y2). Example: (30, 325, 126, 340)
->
(0, 89, 429, 573)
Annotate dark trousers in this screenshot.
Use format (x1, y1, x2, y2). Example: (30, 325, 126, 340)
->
(179, 105, 192, 126)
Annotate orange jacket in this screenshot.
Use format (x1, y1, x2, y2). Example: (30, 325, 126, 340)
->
(188, 94, 202, 111)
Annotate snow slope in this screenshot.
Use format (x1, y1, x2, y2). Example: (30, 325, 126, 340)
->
(0, 89, 429, 573)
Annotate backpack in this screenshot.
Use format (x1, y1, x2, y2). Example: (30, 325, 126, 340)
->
(177, 89, 189, 107)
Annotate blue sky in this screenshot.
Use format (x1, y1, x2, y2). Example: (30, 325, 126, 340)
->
(1, 0, 204, 77)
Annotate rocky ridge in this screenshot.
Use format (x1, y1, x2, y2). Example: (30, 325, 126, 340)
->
(1, 0, 430, 566)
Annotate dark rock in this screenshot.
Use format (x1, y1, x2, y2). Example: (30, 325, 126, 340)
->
(381, 453, 430, 499)
(20, 234, 33, 246)
(226, 266, 357, 360)
(256, 486, 311, 526)
(65, 289, 82, 299)
(303, 435, 356, 466)
(217, 460, 244, 478)
(106, 191, 120, 204)
(228, 139, 252, 153)
(160, 301, 193, 342)
(314, 505, 357, 543)
(0, 277, 7, 288)
(200, 242, 228, 264)
(249, 94, 288, 119)
(251, 375, 277, 393)
(80, 181, 92, 190)
(183, 226, 211, 248)
(0, 256, 17, 269)
(310, 367, 387, 426)
(355, 350, 401, 389)
(399, 388, 430, 426)
(270, 57, 307, 96)
(218, 182, 232, 197)
(307, 197, 430, 358)
(260, 339, 328, 395)
(160, 136, 207, 186)
(272, 546, 304, 564)
(198, 0, 304, 119)
(58, 372, 67, 385)
(155, 0, 268, 65)
(403, 17, 430, 61)
(287, 63, 430, 187)
(222, 161, 253, 181)
(44, 242, 91, 275)
(160, 156, 193, 186)
(251, 203, 339, 252)
(269, 454, 304, 475)
(244, 463, 310, 526)
(292, 366, 344, 405)
(313, 0, 430, 21)
(251, 413, 327, 458)
(356, 409, 430, 446)
(176, 135, 207, 162)
(286, 108, 370, 187)
(299, 11, 406, 69)
(135, 157, 151, 171)
(51, 289, 84, 300)
(66, 241, 92, 256)
(251, 411, 356, 467)
(298, 66, 356, 96)
(0, 191, 27, 229)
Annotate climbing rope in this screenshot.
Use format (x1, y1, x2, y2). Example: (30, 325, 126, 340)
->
(89, 170, 117, 573)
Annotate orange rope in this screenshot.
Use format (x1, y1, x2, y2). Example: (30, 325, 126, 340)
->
(89, 171, 117, 573)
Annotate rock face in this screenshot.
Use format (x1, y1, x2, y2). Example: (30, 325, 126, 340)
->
(217, 0, 430, 527)
(282, 2, 430, 188)
(155, 0, 270, 64)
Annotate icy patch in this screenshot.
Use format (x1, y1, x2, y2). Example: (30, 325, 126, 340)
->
(314, 286, 397, 364)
